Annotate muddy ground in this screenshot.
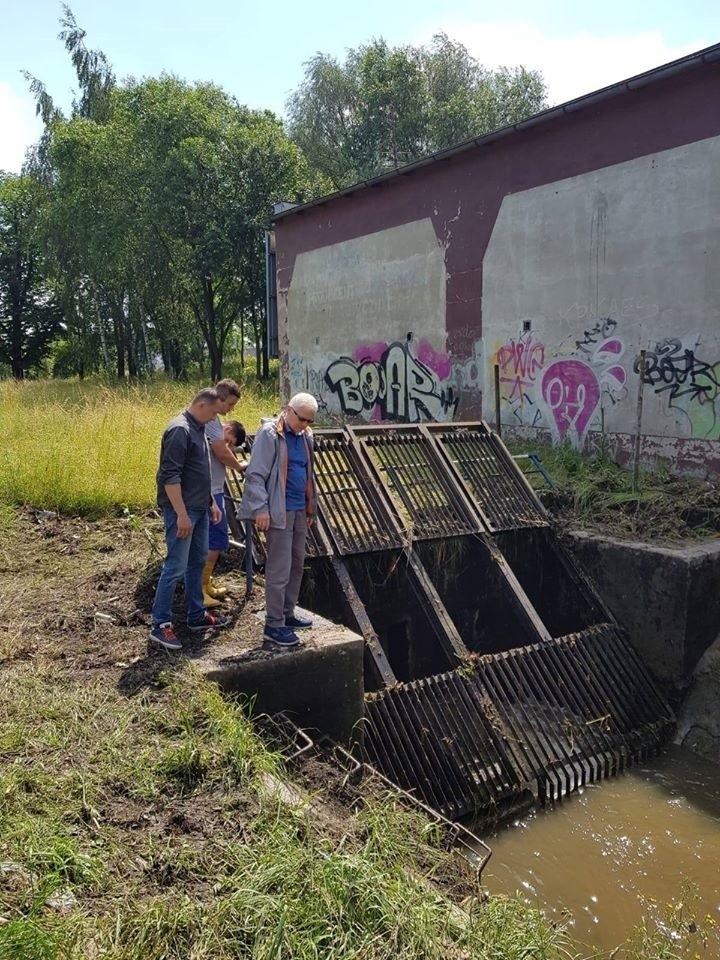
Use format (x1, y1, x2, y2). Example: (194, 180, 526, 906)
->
(0, 506, 300, 689)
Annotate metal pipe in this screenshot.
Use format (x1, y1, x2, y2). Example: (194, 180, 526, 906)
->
(244, 520, 254, 597)
(632, 349, 646, 493)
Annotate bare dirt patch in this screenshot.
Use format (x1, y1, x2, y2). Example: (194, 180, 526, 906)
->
(0, 507, 275, 677)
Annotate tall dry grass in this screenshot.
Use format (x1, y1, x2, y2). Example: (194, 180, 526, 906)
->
(0, 377, 280, 515)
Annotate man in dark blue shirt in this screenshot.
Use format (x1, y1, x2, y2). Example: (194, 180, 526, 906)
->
(150, 387, 231, 650)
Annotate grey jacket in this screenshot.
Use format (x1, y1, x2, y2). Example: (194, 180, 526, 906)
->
(238, 415, 317, 530)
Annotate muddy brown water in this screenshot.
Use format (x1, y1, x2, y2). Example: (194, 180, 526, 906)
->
(479, 748, 720, 954)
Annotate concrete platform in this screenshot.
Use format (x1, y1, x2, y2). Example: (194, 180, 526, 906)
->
(196, 607, 365, 744)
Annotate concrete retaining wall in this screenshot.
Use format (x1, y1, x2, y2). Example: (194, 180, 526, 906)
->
(566, 530, 720, 688)
(200, 627, 365, 744)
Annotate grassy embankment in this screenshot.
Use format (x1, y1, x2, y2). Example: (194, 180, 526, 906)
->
(510, 439, 720, 542)
(2, 661, 576, 960)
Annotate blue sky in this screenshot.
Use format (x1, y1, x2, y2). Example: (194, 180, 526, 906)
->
(2, 0, 719, 172)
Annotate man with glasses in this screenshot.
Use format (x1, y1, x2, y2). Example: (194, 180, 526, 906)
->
(239, 393, 319, 647)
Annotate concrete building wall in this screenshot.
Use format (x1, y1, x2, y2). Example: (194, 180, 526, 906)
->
(483, 136, 720, 458)
(274, 49, 720, 471)
(287, 219, 455, 422)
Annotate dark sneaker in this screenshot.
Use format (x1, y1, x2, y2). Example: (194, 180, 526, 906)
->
(187, 612, 230, 632)
(263, 625, 300, 647)
(285, 613, 313, 630)
(149, 622, 182, 651)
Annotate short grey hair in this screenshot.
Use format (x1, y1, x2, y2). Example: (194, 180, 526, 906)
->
(289, 392, 318, 413)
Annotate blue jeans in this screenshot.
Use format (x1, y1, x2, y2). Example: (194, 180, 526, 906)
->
(208, 492, 229, 551)
(151, 507, 209, 626)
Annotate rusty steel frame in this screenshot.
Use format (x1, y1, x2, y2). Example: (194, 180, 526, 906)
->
(348, 424, 482, 540)
(333, 742, 493, 878)
(424, 421, 549, 532)
(316, 738, 493, 878)
(229, 420, 673, 821)
(404, 550, 471, 666)
(363, 623, 674, 818)
(312, 430, 405, 555)
(330, 556, 397, 687)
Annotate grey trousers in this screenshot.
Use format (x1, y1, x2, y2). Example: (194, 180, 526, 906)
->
(264, 510, 308, 627)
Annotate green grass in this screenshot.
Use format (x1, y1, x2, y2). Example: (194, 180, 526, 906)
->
(0, 663, 581, 960)
(2, 659, 716, 959)
(0, 373, 280, 515)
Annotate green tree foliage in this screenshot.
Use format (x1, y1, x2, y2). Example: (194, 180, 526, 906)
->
(24, 7, 321, 381)
(0, 174, 62, 379)
(48, 77, 318, 381)
(287, 33, 548, 188)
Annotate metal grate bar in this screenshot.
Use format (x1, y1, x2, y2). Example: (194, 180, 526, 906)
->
(481, 654, 567, 800)
(316, 442, 368, 551)
(570, 625, 670, 755)
(524, 639, 617, 783)
(363, 628, 674, 818)
(497, 651, 584, 796)
(432, 673, 523, 799)
(369, 691, 452, 814)
(394, 685, 469, 816)
(313, 432, 404, 555)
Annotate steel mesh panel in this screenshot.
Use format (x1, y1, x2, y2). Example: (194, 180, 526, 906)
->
(313, 432, 404, 555)
(354, 428, 480, 540)
(476, 625, 673, 800)
(363, 624, 673, 817)
(430, 424, 547, 531)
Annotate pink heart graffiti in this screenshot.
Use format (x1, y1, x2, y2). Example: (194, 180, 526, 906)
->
(541, 359, 600, 445)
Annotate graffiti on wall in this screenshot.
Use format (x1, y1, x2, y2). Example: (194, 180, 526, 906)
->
(496, 333, 546, 405)
(491, 324, 720, 444)
(451, 338, 484, 391)
(324, 333, 459, 422)
(492, 319, 627, 446)
(635, 338, 720, 438)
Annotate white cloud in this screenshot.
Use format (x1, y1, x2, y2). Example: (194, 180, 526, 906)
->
(419, 21, 707, 105)
(0, 83, 44, 174)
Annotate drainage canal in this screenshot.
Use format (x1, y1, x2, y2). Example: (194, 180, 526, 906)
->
(224, 421, 717, 949)
(481, 745, 720, 953)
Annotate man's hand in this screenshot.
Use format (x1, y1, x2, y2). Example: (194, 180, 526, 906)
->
(210, 502, 222, 525)
(307, 515, 315, 528)
(255, 512, 270, 532)
(176, 511, 192, 539)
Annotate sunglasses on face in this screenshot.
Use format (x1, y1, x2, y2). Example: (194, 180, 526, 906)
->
(290, 406, 314, 425)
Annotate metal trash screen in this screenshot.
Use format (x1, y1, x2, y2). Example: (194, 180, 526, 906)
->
(363, 623, 674, 818)
(350, 426, 481, 540)
(428, 423, 548, 532)
(313, 432, 404, 554)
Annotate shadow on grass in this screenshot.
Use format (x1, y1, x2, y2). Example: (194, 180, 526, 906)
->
(118, 581, 253, 696)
